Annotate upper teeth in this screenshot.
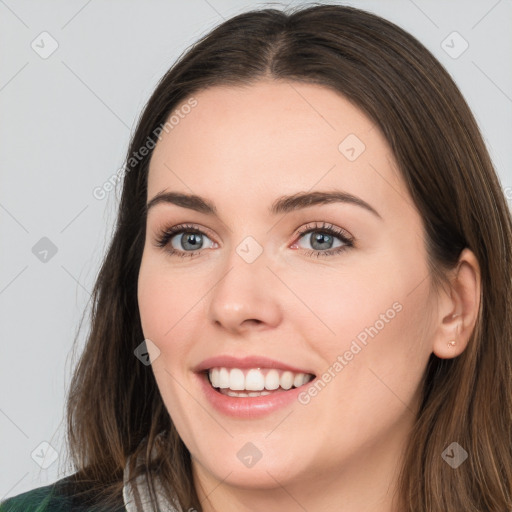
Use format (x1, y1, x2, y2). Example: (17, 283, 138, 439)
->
(208, 367, 314, 391)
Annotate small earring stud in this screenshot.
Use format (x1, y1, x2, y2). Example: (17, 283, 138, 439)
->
(447, 340, 456, 348)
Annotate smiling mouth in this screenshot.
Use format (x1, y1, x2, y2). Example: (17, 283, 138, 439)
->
(206, 367, 316, 397)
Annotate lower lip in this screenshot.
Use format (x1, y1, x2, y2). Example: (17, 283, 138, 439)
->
(197, 373, 313, 419)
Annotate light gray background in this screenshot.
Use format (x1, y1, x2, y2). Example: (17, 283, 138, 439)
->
(1, 0, 511, 500)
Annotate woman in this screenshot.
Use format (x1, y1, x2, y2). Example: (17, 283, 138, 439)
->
(2, 3, 511, 511)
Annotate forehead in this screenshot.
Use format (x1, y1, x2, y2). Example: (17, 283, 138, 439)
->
(147, 80, 410, 221)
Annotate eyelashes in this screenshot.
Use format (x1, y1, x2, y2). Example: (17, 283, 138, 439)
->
(294, 222, 354, 257)
(153, 221, 355, 259)
(154, 223, 216, 258)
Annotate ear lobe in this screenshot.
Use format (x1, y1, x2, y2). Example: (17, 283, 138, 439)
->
(431, 249, 481, 360)
(433, 315, 464, 359)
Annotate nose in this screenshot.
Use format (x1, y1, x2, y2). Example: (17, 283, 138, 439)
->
(207, 248, 283, 335)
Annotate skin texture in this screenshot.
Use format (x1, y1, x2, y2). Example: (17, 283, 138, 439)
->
(137, 80, 481, 512)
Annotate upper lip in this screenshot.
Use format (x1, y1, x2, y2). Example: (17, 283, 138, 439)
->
(194, 355, 315, 375)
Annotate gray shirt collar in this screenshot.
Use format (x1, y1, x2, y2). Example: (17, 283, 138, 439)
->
(122, 433, 182, 512)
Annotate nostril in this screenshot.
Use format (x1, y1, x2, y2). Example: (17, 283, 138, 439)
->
(244, 319, 262, 326)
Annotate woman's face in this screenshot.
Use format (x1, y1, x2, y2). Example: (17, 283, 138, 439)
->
(138, 80, 435, 496)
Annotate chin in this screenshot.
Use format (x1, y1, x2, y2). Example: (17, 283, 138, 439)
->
(189, 434, 317, 490)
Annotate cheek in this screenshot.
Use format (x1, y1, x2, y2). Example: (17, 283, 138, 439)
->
(329, 283, 432, 425)
(137, 257, 198, 342)
(137, 256, 215, 382)
(291, 248, 432, 404)
(137, 259, 203, 432)
(295, 285, 432, 457)
(280, 262, 407, 357)
(138, 270, 171, 342)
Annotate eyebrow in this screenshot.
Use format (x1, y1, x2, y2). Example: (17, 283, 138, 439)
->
(146, 190, 382, 219)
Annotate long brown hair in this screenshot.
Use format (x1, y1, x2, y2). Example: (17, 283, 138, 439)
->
(64, 4, 512, 511)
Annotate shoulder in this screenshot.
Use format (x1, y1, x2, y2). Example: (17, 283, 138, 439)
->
(0, 474, 126, 512)
(0, 478, 66, 512)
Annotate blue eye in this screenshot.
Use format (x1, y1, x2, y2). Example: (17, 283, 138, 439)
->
(293, 221, 354, 257)
(170, 231, 214, 252)
(154, 224, 216, 258)
(154, 221, 354, 258)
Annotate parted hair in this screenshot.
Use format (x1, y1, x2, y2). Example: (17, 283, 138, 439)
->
(64, 4, 512, 511)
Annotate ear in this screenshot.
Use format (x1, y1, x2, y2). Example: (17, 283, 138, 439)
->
(432, 248, 481, 359)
